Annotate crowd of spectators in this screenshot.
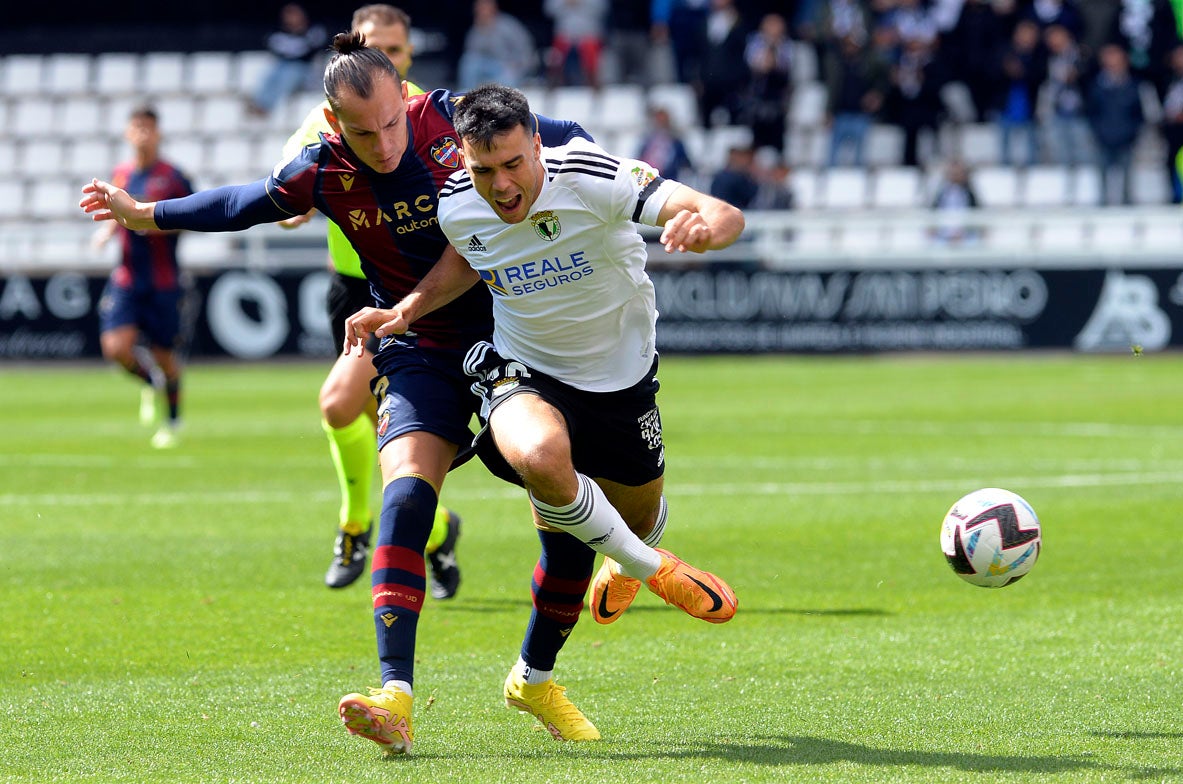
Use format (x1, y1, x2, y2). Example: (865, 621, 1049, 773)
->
(444, 0, 1183, 208)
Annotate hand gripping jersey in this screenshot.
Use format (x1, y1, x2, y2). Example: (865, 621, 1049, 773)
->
(437, 137, 681, 392)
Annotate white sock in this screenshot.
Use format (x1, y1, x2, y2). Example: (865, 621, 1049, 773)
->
(531, 474, 661, 580)
(515, 656, 553, 685)
(613, 495, 668, 577)
(383, 679, 413, 697)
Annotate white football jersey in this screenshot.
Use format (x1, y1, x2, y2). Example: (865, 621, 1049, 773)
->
(438, 137, 680, 392)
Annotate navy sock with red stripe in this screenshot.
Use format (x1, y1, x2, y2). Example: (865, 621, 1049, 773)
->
(372, 475, 436, 687)
(520, 529, 596, 671)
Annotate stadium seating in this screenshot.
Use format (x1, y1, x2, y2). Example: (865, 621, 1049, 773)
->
(3, 47, 1182, 271)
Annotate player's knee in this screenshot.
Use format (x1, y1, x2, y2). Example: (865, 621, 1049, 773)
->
(319, 384, 356, 427)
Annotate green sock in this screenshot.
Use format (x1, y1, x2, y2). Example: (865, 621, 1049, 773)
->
(425, 505, 451, 554)
(322, 415, 376, 531)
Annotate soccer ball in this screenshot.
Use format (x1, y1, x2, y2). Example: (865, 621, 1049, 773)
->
(939, 488, 1041, 588)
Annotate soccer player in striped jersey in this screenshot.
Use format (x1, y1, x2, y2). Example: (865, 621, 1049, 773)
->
(344, 83, 744, 739)
(81, 33, 599, 757)
(92, 105, 194, 449)
(278, 5, 463, 596)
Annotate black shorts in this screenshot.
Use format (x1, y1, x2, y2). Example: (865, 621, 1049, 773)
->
(464, 341, 665, 487)
(327, 271, 379, 355)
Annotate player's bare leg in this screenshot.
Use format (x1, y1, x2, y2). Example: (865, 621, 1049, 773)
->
(489, 392, 735, 623)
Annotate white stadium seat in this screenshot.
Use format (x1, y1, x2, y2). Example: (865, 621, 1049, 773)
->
(65, 138, 117, 177)
(646, 83, 698, 130)
(197, 96, 247, 134)
(790, 168, 820, 210)
(818, 167, 869, 209)
(94, 53, 141, 96)
(28, 178, 77, 219)
(957, 123, 1001, 166)
(2, 55, 45, 97)
(11, 97, 56, 140)
(142, 52, 186, 95)
(871, 166, 922, 209)
(163, 136, 207, 175)
(1022, 165, 1071, 207)
(22, 139, 69, 176)
(45, 54, 92, 95)
(235, 51, 273, 94)
(789, 81, 827, 129)
(58, 97, 104, 135)
(155, 95, 199, 135)
(595, 84, 646, 133)
(188, 51, 235, 95)
(970, 165, 1020, 208)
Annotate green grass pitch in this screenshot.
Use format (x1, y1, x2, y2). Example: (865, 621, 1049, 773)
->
(1, 354, 1180, 783)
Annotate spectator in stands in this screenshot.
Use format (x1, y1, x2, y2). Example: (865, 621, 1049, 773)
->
(824, 32, 891, 167)
(457, 0, 537, 90)
(608, 0, 662, 85)
(996, 19, 1046, 167)
(1086, 43, 1145, 205)
(1042, 23, 1092, 166)
(885, 33, 946, 167)
(1158, 44, 1183, 202)
(636, 105, 695, 182)
(795, 0, 872, 67)
(544, 0, 609, 88)
(91, 105, 194, 449)
(750, 149, 795, 210)
(883, 0, 940, 48)
(709, 145, 759, 208)
(944, 0, 1010, 121)
(650, 0, 711, 84)
(248, 3, 327, 117)
(694, 0, 750, 127)
(742, 14, 792, 152)
(1023, 0, 1083, 37)
(929, 158, 981, 245)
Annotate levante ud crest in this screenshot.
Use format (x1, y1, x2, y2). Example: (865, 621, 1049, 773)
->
(431, 137, 461, 168)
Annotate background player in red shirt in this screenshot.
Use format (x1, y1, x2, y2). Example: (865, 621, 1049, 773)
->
(92, 105, 193, 449)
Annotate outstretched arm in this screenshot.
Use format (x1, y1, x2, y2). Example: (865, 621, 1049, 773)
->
(343, 245, 480, 355)
(655, 184, 745, 254)
(81, 178, 295, 233)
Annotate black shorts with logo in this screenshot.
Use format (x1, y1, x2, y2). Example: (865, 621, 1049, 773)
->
(327, 271, 379, 355)
(463, 341, 665, 487)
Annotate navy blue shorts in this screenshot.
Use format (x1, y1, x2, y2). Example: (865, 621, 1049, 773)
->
(464, 341, 665, 487)
(98, 282, 183, 349)
(372, 337, 521, 486)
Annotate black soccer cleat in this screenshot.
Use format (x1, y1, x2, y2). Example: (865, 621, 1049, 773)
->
(427, 511, 462, 600)
(325, 525, 371, 589)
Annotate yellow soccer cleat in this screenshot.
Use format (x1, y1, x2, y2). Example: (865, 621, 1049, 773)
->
(590, 557, 640, 624)
(338, 685, 414, 756)
(503, 670, 601, 742)
(645, 548, 738, 624)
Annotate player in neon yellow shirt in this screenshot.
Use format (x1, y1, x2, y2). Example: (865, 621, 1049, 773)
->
(281, 5, 461, 594)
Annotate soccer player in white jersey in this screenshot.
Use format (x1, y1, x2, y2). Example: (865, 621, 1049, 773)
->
(343, 83, 744, 739)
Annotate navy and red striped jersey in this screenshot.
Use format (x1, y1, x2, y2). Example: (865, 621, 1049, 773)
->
(266, 88, 588, 351)
(111, 159, 193, 291)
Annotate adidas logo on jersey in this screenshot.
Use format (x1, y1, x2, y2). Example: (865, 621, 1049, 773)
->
(468, 235, 488, 253)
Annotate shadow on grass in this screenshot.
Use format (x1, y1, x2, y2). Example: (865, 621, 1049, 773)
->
(1091, 730, 1183, 740)
(436, 600, 891, 619)
(405, 734, 1138, 777)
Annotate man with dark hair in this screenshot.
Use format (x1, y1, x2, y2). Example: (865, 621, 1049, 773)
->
(280, 4, 463, 596)
(81, 33, 593, 757)
(344, 82, 744, 743)
(91, 104, 193, 449)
